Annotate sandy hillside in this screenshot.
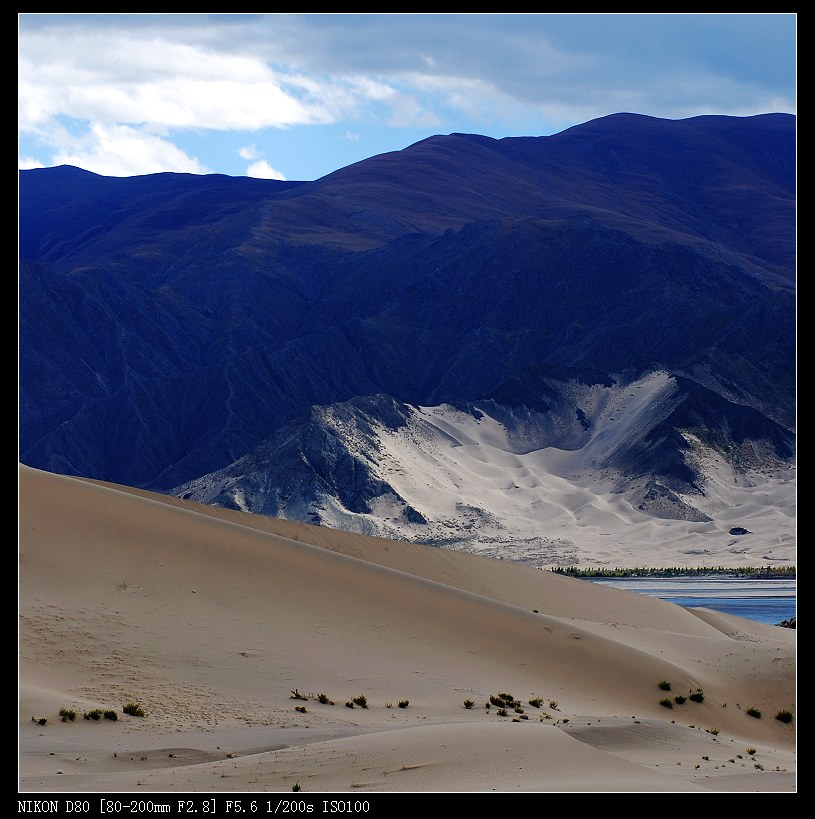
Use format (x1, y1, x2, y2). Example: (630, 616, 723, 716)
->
(19, 465, 795, 793)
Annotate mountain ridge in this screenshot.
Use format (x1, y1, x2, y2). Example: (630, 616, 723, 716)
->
(19, 112, 795, 564)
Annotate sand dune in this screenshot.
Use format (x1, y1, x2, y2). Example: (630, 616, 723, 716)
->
(19, 465, 795, 793)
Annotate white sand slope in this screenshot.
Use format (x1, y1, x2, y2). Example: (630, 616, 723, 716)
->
(19, 466, 795, 793)
(181, 372, 795, 569)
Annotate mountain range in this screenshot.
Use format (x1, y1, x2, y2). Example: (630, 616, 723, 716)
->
(18, 112, 796, 566)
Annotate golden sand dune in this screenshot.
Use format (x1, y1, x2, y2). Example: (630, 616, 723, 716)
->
(19, 465, 795, 793)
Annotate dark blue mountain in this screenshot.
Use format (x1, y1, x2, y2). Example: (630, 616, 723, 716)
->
(19, 113, 795, 509)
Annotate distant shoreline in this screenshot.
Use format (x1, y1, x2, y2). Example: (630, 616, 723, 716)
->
(552, 565, 796, 579)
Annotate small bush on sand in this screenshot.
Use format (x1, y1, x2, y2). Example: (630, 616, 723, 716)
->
(549, 700, 558, 710)
(688, 689, 704, 703)
(59, 708, 77, 722)
(528, 697, 543, 708)
(674, 695, 687, 705)
(496, 707, 508, 717)
(746, 747, 756, 756)
(84, 709, 103, 721)
(746, 707, 762, 719)
(292, 782, 301, 792)
(775, 709, 793, 724)
(317, 693, 334, 705)
(345, 701, 354, 709)
(657, 680, 672, 691)
(705, 727, 719, 735)
(463, 700, 475, 709)
(659, 698, 673, 709)
(352, 695, 368, 709)
(103, 710, 118, 721)
(295, 706, 307, 713)
(123, 702, 145, 717)
(398, 700, 409, 709)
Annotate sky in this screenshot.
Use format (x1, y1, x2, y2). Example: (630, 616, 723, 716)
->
(18, 13, 797, 182)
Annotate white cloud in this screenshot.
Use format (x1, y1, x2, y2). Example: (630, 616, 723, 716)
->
(51, 123, 211, 177)
(246, 159, 286, 180)
(18, 156, 45, 170)
(18, 31, 336, 133)
(239, 144, 260, 160)
(385, 93, 442, 129)
(343, 131, 360, 142)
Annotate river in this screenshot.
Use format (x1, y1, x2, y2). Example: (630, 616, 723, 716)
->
(586, 577, 796, 626)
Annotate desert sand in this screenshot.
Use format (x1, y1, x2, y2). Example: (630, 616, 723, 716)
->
(19, 465, 795, 793)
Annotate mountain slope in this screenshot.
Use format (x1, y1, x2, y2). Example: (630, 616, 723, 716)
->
(173, 386, 794, 568)
(19, 465, 796, 792)
(19, 113, 795, 563)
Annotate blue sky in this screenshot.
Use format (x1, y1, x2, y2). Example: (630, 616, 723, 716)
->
(18, 13, 797, 182)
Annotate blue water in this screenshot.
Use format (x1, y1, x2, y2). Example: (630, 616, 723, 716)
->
(663, 595, 795, 625)
(586, 578, 796, 626)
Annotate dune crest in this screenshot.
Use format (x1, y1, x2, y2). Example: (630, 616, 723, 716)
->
(19, 466, 795, 792)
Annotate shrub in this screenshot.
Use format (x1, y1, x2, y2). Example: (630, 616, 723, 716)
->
(674, 695, 687, 704)
(292, 782, 301, 792)
(657, 680, 671, 691)
(32, 717, 47, 725)
(746, 707, 762, 719)
(123, 702, 145, 717)
(514, 706, 524, 714)
(84, 709, 103, 721)
(294, 706, 307, 713)
(496, 707, 508, 717)
(103, 710, 118, 721)
(561, 718, 569, 723)
(290, 689, 308, 701)
(659, 698, 673, 709)
(528, 697, 543, 708)
(352, 695, 368, 709)
(398, 700, 409, 709)
(775, 709, 793, 724)
(490, 692, 523, 708)
(59, 708, 77, 722)
(706, 727, 719, 735)
(317, 693, 333, 705)
(746, 747, 756, 756)
(688, 689, 704, 703)
(345, 701, 354, 709)
(463, 700, 475, 709)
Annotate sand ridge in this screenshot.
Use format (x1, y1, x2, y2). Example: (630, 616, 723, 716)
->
(19, 465, 795, 792)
